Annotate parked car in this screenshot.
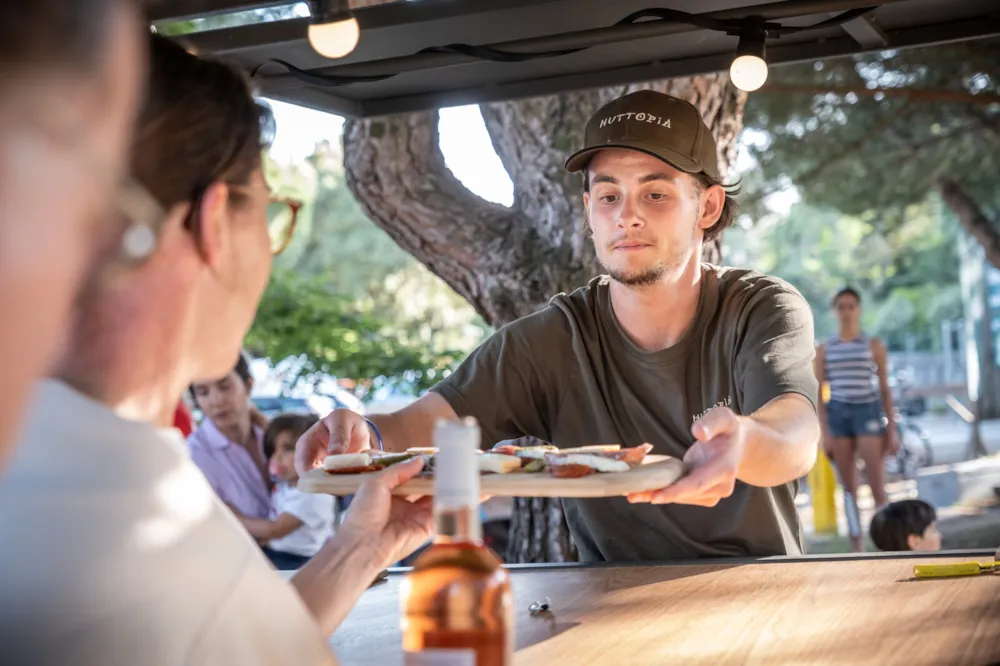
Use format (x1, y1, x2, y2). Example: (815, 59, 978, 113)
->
(251, 396, 318, 420)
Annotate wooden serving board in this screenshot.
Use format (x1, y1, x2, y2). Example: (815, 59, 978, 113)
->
(298, 454, 684, 498)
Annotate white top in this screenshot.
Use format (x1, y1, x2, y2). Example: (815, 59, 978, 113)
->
(0, 380, 337, 666)
(269, 481, 336, 558)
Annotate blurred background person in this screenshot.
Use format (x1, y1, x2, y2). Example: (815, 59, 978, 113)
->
(0, 34, 431, 665)
(239, 413, 335, 570)
(869, 499, 941, 552)
(189, 353, 272, 520)
(0, 0, 142, 469)
(816, 287, 899, 551)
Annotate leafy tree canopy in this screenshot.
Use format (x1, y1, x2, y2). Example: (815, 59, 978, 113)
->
(742, 37, 999, 228)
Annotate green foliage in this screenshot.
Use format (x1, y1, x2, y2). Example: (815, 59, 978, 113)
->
(252, 141, 487, 396)
(152, 5, 488, 397)
(154, 5, 303, 35)
(725, 199, 961, 350)
(274, 142, 415, 297)
(733, 38, 998, 352)
(742, 38, 1000, 226)
(245, 270, 462, 395)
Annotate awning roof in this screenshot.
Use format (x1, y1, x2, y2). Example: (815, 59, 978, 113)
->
(148, 0, 1000, 117)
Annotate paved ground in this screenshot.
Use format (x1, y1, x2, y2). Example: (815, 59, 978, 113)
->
(796, 414, 1000, 553)
(799, 468, 1000, 553)
(909, 414, 1000, 464)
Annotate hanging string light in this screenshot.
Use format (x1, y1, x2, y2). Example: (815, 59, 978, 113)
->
(729, 19, 769, 92)
(260, 6, 874, 90)
(308, 0, 360, 59)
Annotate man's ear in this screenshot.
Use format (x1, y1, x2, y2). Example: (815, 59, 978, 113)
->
(194, 182, 231, 270)
(906, 533, 920, 551)
(583, 191, 593, 235)
(697, 183, 725, 232)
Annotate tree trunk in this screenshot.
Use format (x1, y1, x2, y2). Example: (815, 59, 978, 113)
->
(935, 178, 1000, 271)
(941, 178, 1000, 423)
(969, 264, 1000, 433)
(343, 75, 745, 562)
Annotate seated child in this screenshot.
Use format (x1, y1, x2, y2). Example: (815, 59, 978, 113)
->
(869, 499, 941, 552)
(238, 413, 335, 570)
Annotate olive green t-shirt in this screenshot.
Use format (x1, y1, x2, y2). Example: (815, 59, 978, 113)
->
(432, 265, 818, 562)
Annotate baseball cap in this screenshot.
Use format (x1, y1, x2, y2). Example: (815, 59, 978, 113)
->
(565, 90, 722, 183)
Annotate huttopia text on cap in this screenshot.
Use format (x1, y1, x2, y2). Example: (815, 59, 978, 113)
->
(565, 90, 722, 183)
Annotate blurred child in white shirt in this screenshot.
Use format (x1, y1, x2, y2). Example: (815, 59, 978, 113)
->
(238, 414, 335, 570)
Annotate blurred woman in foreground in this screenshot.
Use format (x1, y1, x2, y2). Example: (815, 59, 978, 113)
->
(0, 0, 142, 470)
(0, 34, 431, 665)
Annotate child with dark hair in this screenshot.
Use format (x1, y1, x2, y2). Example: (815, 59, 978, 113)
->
(869, 499, 941, 552)
(238, 413, 335, 570)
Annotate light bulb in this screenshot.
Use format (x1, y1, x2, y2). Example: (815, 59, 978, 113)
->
(730, 54, 768, 92)
(308, 16, 360, 59)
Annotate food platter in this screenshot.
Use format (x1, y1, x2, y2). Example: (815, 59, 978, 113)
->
(298, 454, 685, 498)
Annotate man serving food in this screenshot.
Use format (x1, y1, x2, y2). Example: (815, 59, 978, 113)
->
(298, 90, 821, 562)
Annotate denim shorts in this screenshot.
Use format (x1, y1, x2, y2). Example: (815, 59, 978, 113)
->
(827, 400, 885, 439)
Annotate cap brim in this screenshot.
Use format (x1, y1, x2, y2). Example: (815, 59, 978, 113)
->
(564, 140, 706, 178)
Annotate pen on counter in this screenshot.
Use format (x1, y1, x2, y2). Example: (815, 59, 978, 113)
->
(913, 548, 999, 579)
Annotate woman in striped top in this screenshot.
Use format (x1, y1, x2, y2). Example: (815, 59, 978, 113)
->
(815, 287, 900, 552)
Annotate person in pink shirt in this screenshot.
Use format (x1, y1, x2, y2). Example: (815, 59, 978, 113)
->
(188, 354, 272, 520)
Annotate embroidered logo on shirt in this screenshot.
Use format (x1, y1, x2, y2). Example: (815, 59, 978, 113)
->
(692, 396, 733, 424)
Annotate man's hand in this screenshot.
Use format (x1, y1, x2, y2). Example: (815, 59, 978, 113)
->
(335, 457, 433, 568)
(295, 408, 372, 476)
(627, 407, 747, 507)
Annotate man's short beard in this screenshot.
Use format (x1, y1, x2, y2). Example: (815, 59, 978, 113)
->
(603, 261, 668, 288)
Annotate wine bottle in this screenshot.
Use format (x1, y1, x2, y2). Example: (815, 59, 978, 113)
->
(400, 418, 514, 666)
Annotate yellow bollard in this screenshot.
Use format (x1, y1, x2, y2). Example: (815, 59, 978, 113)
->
(809, 381, 838, 535)
(809, 448, 838, 535)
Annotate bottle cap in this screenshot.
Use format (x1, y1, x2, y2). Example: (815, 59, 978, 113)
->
(433, 417, 480, 508)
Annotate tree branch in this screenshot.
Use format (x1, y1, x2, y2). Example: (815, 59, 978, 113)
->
(934, 178, 1000, 271)
(741, 110, 901, 212)
(759, 83, 1000, 106)
(342, 112, 533, 325)
(961, 107, 1000, 141)
(745, 116, 983, 214)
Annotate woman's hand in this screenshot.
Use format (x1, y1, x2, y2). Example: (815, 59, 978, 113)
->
(290, 457, 433, 635)
(821, 428, 835, 457)
(336, 457, 433, 569)
(884, 427, 901, 456)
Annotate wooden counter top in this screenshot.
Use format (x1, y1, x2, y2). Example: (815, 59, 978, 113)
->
(327, 551, 1000, 665)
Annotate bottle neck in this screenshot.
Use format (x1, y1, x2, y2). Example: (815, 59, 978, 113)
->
(434, 503, 482, 545)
